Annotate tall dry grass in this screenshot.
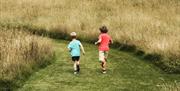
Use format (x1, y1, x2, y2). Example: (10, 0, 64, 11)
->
(0, 0, 180, 71)
(158, 80, 180, 91)
(0, 29, 54, 84)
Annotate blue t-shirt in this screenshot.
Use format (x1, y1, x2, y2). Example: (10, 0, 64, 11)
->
(68, 40, 81, 57)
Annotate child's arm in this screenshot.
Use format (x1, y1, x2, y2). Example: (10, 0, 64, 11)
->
(68, 43, 72, 52)
(80, 43, 85, 55)
(68, 48, 71, 52)
(95, 39, 101, 45)
(95, 35, 102, 45)
(109, 39, 113, 44)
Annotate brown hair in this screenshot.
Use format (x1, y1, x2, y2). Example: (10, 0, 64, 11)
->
(99, 26, 108, 33)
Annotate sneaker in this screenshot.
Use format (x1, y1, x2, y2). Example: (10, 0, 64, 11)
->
(74, 72, 77, 74)
(102, 71, 106, 74)
(102, 70, 107, 74)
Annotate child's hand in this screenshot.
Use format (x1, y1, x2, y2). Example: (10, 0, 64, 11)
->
(68, 48, 72, 52)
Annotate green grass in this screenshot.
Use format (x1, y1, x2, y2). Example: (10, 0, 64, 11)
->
(17, 39, 180, 91)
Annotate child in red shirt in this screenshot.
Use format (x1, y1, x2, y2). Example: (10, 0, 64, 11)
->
(95, 26, 113, 73)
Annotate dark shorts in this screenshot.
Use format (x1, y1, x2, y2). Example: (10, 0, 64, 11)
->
(72, 56, 80, 61)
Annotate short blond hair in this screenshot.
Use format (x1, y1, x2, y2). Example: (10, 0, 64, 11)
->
(70, 32, 77, 39)
(70, 32, 77, 36)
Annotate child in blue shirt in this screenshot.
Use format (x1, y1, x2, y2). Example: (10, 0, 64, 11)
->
(68, 32, 85, 74)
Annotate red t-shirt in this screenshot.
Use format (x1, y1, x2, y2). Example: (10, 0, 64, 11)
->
(98, 33, 112, 51)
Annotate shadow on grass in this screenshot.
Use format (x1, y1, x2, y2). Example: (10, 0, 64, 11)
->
(111, 41, 180, 74)
(0, 80, 14, 91)
(0, 56, 56, 91)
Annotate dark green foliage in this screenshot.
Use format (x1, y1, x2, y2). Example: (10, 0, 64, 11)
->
(144, 53, 162, 61)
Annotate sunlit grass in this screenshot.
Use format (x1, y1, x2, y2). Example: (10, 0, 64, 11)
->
(17, 40, 180, 91)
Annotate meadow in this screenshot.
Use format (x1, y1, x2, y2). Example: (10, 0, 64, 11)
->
(0, 0, 180, 90)
(0, 0, 180, 72)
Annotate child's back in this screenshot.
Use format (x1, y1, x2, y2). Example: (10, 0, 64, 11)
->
(98, 33, 112, 51)
(68, 39, 81, 57)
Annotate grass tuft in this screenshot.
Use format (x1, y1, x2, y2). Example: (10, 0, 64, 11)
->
(0, 29, 55, 90)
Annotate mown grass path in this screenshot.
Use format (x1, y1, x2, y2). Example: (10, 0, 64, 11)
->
(17, 40, 180, 91)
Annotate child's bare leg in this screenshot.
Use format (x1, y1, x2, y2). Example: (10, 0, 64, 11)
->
(74, 62, 77, 72)
(104, 51, 109, 62)
(103, 51, 108, 71)
(102, 60, 106, 70)
(103, 58, 107, 70)
(101, 59, 106, 72)
(76, 61, 80, 72)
